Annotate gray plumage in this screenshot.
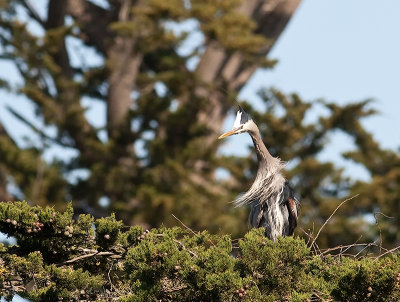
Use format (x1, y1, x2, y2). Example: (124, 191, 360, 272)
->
(219, 106, 299, 241)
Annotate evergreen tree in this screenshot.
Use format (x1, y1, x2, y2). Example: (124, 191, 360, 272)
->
(0, 0, 301, 237)
(0, 0, 399, 251)
(1, 202, 400, 301)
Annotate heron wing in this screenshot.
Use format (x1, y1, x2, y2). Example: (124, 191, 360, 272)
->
(286, 197, 298, 235)
(281, 181, 299, 236)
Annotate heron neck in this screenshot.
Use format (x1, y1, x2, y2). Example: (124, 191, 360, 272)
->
(249, 130, 282, 173)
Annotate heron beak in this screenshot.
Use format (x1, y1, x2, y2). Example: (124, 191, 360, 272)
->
(218, 127, 241, 139)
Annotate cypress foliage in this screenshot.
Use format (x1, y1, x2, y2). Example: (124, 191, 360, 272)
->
(0, 0, 399, 262)
(1, 202, 400, 301)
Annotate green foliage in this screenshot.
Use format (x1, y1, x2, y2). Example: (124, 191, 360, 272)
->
(94, 213, 123, 249)
(238, 229, 311, 298)
(330, 256, 400, 301)
(1, 204, 400, 301)
(309, 254, 400, 302)
(1, 0, 399, 300)
(0, 201, 95, 261)
(0, 0, 399, 259)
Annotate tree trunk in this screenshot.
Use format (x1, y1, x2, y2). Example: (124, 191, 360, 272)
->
(194, 0, 302, 156)
(0, 122, 14, 201)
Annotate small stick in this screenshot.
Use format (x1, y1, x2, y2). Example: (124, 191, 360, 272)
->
(310, 194, 359, 250)
(56, 251, 119, 266)
(374, 211, 394, 254)
(321, 243, 375, 255)
(173, 239, 198, 258)
(172, 214, 199, 238)
(299, 227, 314, 246)
(374, 245, 400, 261)
(172, 213, 215, 246)
(355, 241, 378, 259)
(339, 235, 363, 256)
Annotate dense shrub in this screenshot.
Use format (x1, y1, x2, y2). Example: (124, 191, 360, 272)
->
(1, 202, 399, 301)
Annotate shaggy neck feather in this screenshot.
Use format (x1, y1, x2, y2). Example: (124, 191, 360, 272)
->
(234, 128, 285, 207)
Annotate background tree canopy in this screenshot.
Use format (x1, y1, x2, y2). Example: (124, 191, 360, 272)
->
(0, 0, 399, 251)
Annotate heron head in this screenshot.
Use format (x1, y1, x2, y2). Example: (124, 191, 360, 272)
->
(218, 105, 254, 139)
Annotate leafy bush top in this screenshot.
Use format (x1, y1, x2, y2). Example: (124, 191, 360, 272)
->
(1, 201, 399, 301)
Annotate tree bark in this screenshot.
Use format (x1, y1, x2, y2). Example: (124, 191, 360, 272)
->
(66, 0, 113, 56)
(46, 0, 99, 155)
(106, 36, 142, 139)
(194, 0, 302, 153)
(0, 122, 14, 201)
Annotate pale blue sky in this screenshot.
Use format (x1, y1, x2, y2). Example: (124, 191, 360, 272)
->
(2, 0, 400, 300)
(223, 0, 400, 181)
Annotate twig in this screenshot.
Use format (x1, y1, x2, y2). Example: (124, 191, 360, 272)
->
(21, 0, 45, 27)
(161, 281, 188, 294)
(312, 289, 333, 302)
(56, 251, 120, 266)
(231, 238, 244, 242)
(339, 235, 363, 256)
(250, 280, 262, 296)
(320, 242, 387, 256)
(355, 240, 379, 259)
(155, 233, 199, 258)
(172, 213, 215, 246)
(374, 212, 394, 219)
(374, 211, 394, 254)
(374, 245, 400, 261)
(107, 261, 116, 291)
(173, 239, 198, 258)
(172, 214, 199, 238)
(231, 237, 244, 250)
(300, 227, 314, 246)
(310, 195, 359, 251)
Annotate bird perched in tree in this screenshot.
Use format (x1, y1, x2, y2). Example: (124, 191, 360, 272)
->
(218, 105, 299, 241)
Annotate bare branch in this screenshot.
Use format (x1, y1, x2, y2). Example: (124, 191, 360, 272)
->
(373, 211, 393, 254)
(320, 242, 383, 256)
(374, 211, 394, 219)
(355, 240, 380, 259)
(56, 251, 120, 266)
(31, 152, 44, 202)
(5, 106, 73, 148)
(173, 239, 198, 258)
(21, 0, 45, 27)
(374, 245, 400, 261)
(0, 122, 16, 201)
(172, 214, 200, 239)
(310, 194, 359, 250)
(172, 214, 215, 246)
(339, 235, 363, 257)
(191, 0, 302, 154)
(66, 0, 113, 54)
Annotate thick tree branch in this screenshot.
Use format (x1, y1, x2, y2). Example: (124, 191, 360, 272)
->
(0, 122, 14, 201)
(193, 0, 302, 152)
(21, 0, 45, 27)
(46, 0, 73, 77)
(106, 0, 142, 142)
(56, 251, 121, 267)
(45, 0, 100, 155)
(5, 106, 73, 148)
(66, 0, 113, 54)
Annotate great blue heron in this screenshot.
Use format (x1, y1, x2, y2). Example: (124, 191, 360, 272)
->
(218, 105, 299, 241)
